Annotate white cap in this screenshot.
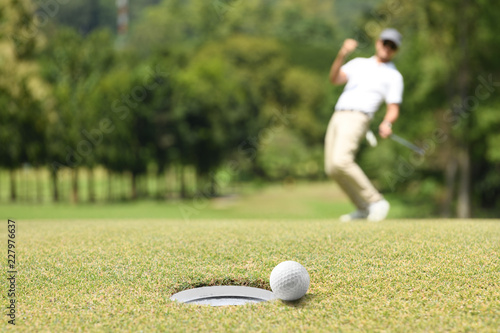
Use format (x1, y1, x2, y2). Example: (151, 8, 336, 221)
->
(380, 28, 402, 47)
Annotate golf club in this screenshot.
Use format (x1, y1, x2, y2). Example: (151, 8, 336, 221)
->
(390, 133, 425, 155)
(365, 130, 378, 147)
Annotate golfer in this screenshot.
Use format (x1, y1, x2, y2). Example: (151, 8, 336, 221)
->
(325, 28, 403, 222)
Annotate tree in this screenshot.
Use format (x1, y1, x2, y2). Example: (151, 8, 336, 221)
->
(41, 28, 116, 202)
(128, 0, 216, 57)
(38, 0, 116, 35)
(0, 0, 48, 202)
(91, 62, 157, 200)
(171, 36, 285, 194)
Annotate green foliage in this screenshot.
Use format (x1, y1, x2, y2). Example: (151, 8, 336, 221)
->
(91, 64, 156, 177)
(281, 68, 327, 144)
(1, 0, 500, 213)
(218, 0, 337, 45)
(0, 0, 46, 170)
(128, 0, 216, 56)
(40, 0, 119, 35)
(40, 28, 116, 170)
(354, 0, 500, 213)
(257, 128, 322, 180)
(172, 35, 288, 180)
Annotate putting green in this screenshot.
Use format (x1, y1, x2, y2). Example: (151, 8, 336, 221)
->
(13, 218, 500, 332)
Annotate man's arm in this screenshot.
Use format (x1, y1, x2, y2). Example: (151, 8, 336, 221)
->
(329, 39, 358, 85)
(379, 103, 399, 138)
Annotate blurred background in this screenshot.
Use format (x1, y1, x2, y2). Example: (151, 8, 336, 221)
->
(1, 0, 499, 218)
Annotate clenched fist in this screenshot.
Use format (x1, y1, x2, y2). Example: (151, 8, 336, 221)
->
(340, 39, 358, 56)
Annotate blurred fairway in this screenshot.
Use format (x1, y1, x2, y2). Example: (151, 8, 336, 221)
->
(10, 218, 500, 332)
(0, 182, 435, 220)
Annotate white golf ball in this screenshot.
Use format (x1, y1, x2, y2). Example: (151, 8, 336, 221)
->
(270, 261, 310, 301)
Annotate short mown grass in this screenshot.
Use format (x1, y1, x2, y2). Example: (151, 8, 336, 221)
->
(9, 218, 500, 332)
(0, 181, 436, 221)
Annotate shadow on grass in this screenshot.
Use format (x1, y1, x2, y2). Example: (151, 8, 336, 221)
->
(280, 293, 316, 308)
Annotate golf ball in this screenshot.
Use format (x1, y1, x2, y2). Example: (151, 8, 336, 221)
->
(270, 261, 310, 301)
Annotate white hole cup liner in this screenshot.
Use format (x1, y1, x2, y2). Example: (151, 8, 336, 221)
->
(170, 286, 277, 306)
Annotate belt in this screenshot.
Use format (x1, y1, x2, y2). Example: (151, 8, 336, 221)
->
(335, 109, 372, 118)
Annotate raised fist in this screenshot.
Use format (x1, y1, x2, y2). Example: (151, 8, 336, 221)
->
(341, 39, 358, 55)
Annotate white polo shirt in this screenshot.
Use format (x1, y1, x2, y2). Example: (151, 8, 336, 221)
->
(335, 56, 403, 115)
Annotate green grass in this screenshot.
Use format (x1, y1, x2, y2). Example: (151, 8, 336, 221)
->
(0, 181, 435, 220)
(3, 182, 499, 331)
(9, 219, 500, 332)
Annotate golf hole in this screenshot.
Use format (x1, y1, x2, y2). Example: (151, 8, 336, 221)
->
(170, 286, 276, 306)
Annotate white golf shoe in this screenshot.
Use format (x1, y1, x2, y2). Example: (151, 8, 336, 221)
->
(367, 199, 390, 222)
(339, 209, 369, 222)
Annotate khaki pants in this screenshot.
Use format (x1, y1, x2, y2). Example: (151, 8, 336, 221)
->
(324, 110, 383, 210)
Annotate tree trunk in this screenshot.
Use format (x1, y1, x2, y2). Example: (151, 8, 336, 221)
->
(455, 0, 472, 218)
(9, 169, 16, 202)
(88, 168, 95, 203)
(36, 168, 43, 203)
(51, 169, 59, 202)
(71, 168, 79, 203)
(107, 170, 113, 202)
(165, 168, 171, 199)
(131, 172, 137, 200)
(156, 172, 162, 199)
(22, 167, 27, 202)
(141, 174, 146, 199)
(457, 148, 471, 218)
(442, 158, 458, 217)
(179, 165, 186, 199)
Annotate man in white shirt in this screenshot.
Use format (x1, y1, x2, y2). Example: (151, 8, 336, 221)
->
(326, 28, 403, 222)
